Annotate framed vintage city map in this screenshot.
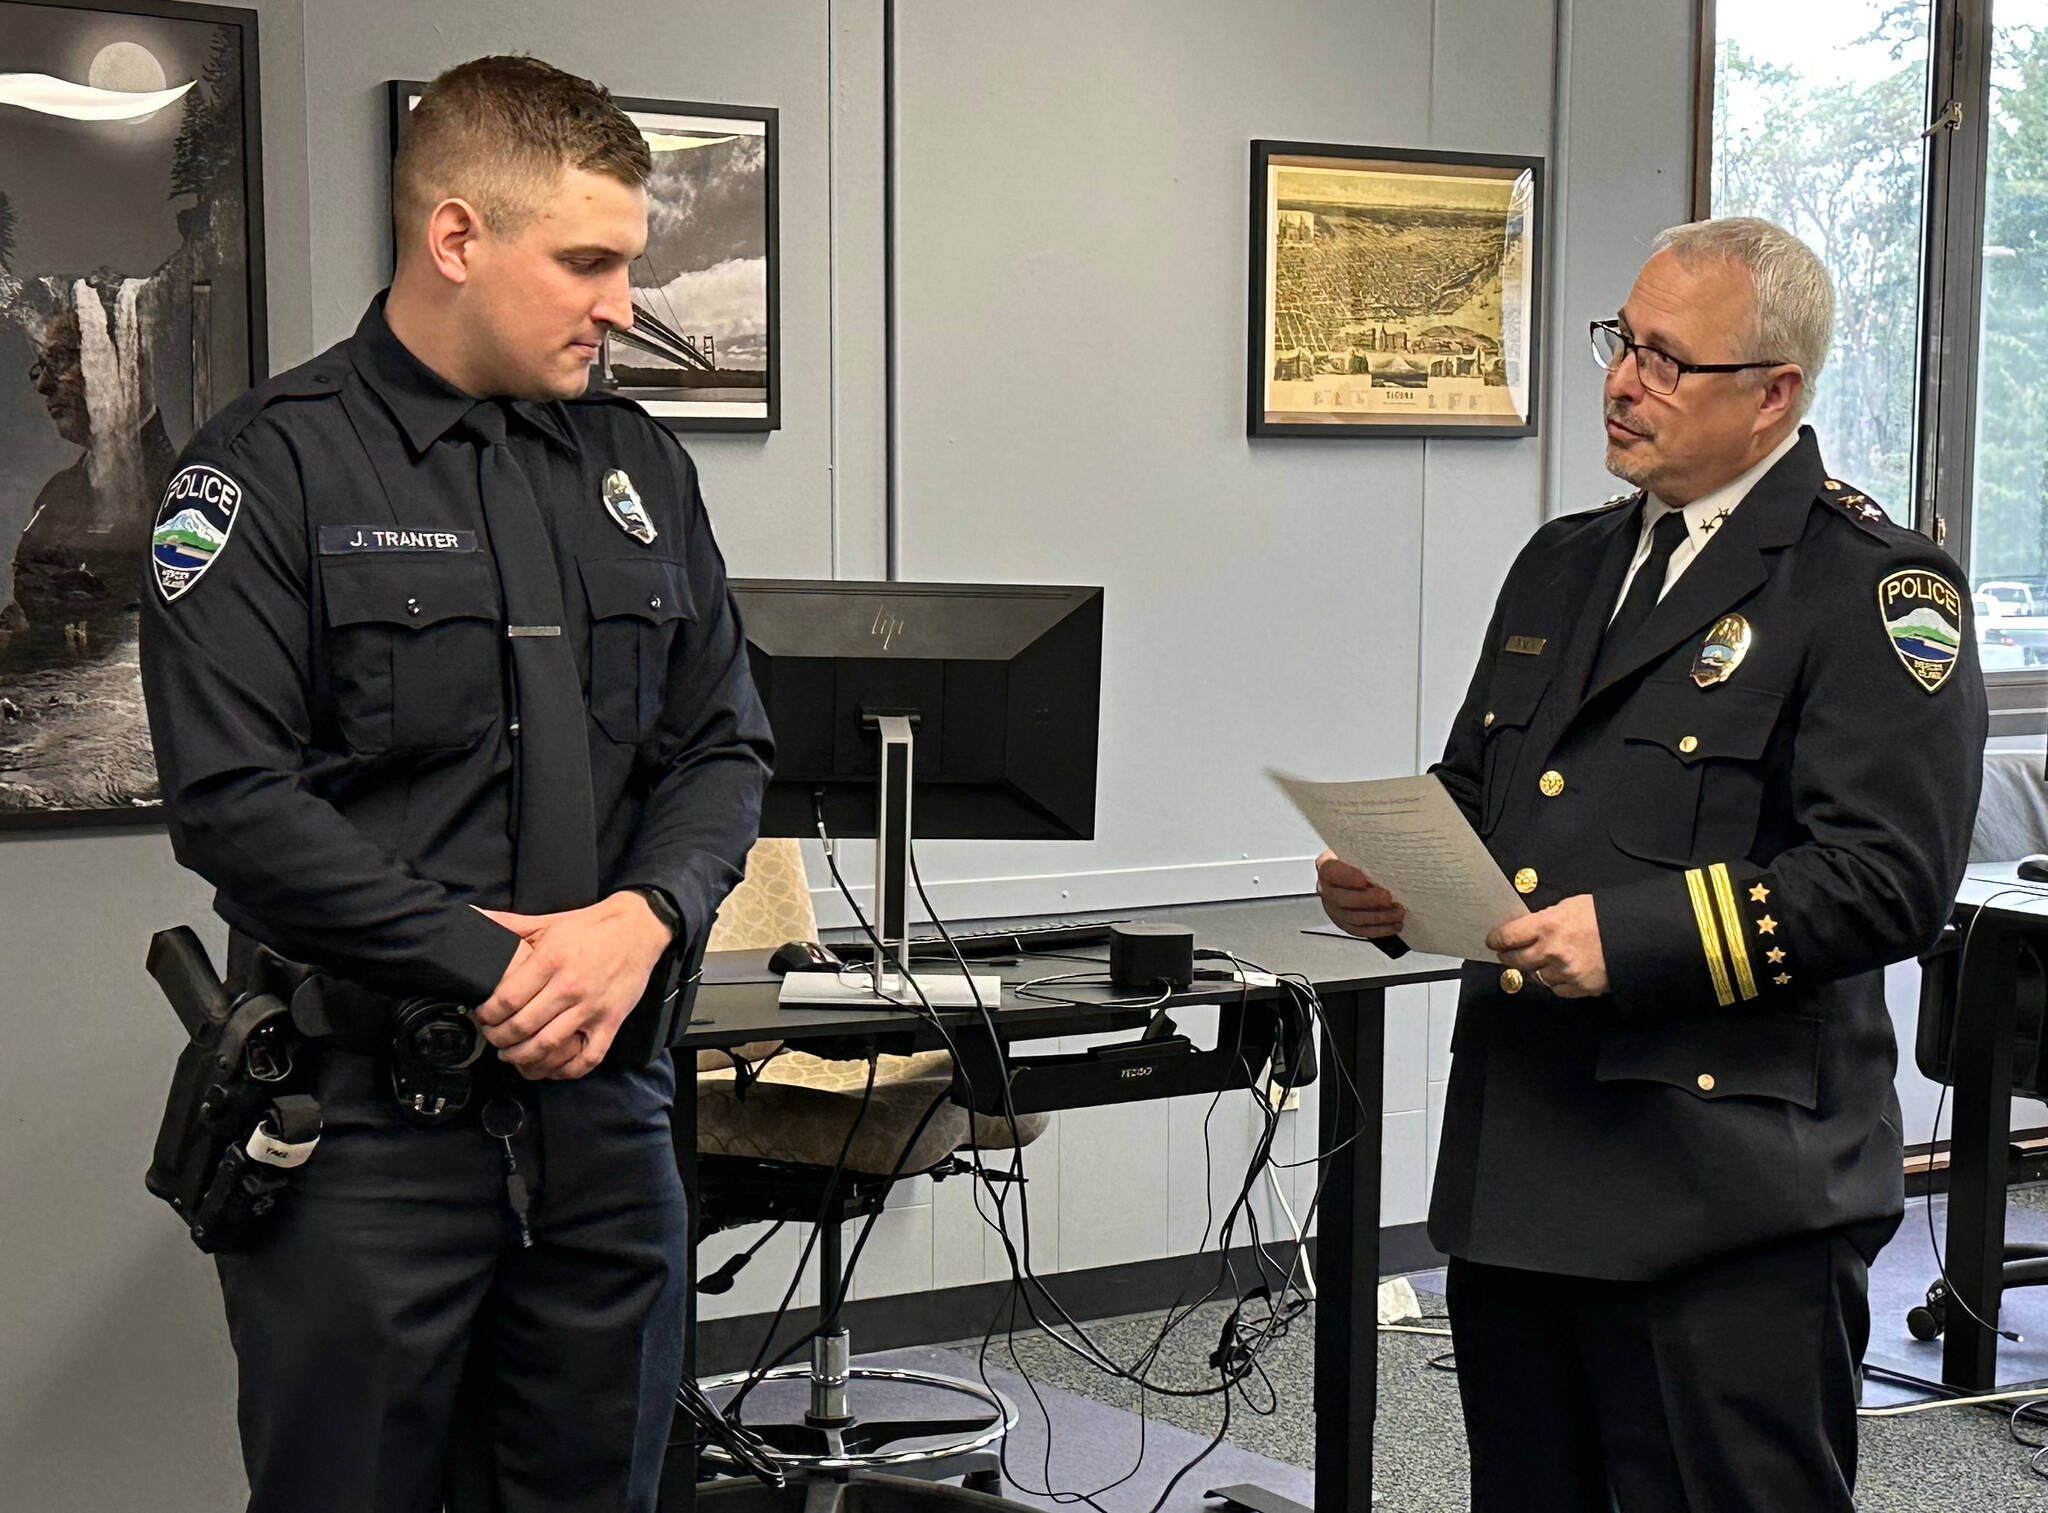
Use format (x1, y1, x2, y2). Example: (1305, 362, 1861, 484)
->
(1248, 142, 1543, 438)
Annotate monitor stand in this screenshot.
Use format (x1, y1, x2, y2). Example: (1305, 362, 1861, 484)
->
(779, 713, 1002, 1011)
(777, 968, 1004, 1009)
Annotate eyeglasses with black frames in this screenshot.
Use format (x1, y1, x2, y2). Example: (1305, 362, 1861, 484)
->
(1589, 319, 1789, 396)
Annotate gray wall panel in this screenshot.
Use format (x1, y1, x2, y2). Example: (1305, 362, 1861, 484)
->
(890, 0, 1439, 911)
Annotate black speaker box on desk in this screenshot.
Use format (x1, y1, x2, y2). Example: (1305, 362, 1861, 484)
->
(1110, 922, 1195, 991)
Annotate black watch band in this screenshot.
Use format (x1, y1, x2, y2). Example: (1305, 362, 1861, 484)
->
(628, 885, 683, 943)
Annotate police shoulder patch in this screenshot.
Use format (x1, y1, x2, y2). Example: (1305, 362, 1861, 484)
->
(1877, 567, 1964, 694)
(152, 464, 243, 602)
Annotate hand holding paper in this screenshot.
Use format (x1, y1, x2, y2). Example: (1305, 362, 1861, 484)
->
(1272, 770, 1528, 961)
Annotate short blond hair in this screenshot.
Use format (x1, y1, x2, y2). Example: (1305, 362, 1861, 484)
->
(393, 55, 651, 245)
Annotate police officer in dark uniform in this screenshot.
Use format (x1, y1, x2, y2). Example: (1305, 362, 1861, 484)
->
(137, 57, 771, 1512)
(1319, 219, 1987, 1511)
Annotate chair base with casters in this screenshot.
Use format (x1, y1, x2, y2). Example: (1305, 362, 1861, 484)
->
(1906, 1243, 2048, 1340)
(687, 1152, 1025, 1507)
(696, 1470, 1026, 1513)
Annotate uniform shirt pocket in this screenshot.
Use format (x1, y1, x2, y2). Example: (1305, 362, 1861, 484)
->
(578, 555, 694, 743)
(1594, 1011, 1821, 1110)
(320, 554, 502, 752)
(1607, 680, 1783, 865)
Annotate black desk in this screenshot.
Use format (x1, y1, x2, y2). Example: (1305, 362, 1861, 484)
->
(1936, 866, 2048, 1388)
(663, 896, 1462, 1513)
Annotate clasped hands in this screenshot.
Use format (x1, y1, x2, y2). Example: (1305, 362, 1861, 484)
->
(470, 891, 673, 1080)
(1313, 850, 1609, 997)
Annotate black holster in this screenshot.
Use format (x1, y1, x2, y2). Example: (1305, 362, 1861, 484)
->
(144, 927, 324, 1253)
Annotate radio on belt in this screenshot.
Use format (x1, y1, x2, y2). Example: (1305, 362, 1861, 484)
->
(1109, 922, 1196, 990)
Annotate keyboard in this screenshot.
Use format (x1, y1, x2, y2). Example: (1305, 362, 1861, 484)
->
(828, 920, 1125, 963)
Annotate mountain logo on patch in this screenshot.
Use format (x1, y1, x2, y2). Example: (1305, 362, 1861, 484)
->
(152, 465, 242, 602)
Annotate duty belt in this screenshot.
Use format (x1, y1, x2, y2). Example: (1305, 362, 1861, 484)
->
(232, 931, 500, 1124)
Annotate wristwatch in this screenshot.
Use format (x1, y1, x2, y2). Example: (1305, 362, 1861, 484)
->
(626, 885, 683, 943)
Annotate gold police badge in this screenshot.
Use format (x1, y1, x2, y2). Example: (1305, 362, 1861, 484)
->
(1691, 614, 1752, 688)
(1878, 568, 1962, 694)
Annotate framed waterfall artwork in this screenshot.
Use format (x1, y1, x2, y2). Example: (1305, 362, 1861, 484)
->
(389, 82, 779, 432)
(0, 0, 266, 828)
(1248, 140, 1542, 438)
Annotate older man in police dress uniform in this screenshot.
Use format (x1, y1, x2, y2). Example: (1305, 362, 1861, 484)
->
(1320, 218, 1987, 1511)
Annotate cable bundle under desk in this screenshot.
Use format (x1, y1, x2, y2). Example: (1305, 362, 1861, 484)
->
(676, 803, 1375, 1512)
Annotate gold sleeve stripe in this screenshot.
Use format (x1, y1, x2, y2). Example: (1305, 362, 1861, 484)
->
(1685, 868, 1736, 1008)
(1708, 863, 1759, 1001)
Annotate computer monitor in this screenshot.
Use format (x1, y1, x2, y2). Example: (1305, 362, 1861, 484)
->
(729, 578, 1103, 990)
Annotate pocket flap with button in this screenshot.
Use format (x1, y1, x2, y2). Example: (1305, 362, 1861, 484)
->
(322, 552, 500, 630)
(578, 555, 694, 625)
(1619, 683, 1783, 764)
(1594, 1011, 1821, 1109)
(1484, 668, 1552, 735)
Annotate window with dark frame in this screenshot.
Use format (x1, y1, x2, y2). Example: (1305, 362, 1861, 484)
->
(1698, 0, 2048, 736)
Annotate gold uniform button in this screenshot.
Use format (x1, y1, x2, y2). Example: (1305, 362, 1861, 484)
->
(1484, 712, 1496, 727)
(1678, 735, 1699, 754)
(1514, 867, 1539, 894)
(1499, 968, 1524, 994)
(1539, 770, 1565, 798)
(1697, 1073, 1716, 1092)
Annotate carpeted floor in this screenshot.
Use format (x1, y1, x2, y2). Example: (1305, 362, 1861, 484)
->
(924, 1192, 2048, 1512)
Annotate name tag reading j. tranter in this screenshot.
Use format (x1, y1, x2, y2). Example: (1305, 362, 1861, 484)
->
(319, 526, 479, 554)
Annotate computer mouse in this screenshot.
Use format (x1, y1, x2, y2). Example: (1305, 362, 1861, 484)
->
(2020, 855, 2048, 884)
(769, 939, 843, 974)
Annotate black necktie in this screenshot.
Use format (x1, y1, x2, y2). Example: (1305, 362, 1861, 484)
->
(462, 402, 600, 914)
(1592, 506, 1689, 687)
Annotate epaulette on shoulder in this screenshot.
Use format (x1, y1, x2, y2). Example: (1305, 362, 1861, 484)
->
(570, 389, 696, 468)
(196, 352, 349, 448)
(565, 389, 661, 427)
(1817, 476, 1893, 537)
(1556, 488, 1641, 525)
(564, 388, 671, 441)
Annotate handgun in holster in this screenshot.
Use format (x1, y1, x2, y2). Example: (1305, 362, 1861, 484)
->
(144, 927, 323, 1253)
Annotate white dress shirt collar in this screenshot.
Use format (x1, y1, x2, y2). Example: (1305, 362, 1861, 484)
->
(1647, 426, 1803, 552)
(1611, 428, 1803, 619)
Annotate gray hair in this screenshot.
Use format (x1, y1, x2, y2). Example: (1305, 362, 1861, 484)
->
(1650, 217, 1835, 418)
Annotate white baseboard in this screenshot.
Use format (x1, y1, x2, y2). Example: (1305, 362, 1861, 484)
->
(805, 847, 1320, 929)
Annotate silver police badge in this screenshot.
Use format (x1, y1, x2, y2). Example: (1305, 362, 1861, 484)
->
(1691, 613, 1752, 688)
(601, 468, 657, 545)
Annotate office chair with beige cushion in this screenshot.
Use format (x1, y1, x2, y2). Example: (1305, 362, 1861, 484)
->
(690, 838, 1044, 1506)
(697, 838, 1047, 1154)
(1907, 750, 2048, 1343)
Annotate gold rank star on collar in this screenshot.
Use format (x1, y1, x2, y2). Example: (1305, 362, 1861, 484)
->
(1749, 884, 1770, 903)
